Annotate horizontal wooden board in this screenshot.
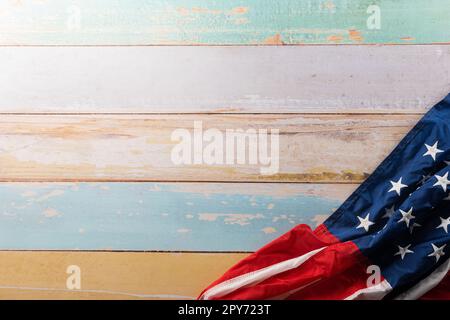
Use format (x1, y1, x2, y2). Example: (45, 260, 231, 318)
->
(0, 114, 420, 182)
(0, 251, 246, 299)
(0, 182, 355, 251)
(0, 46, 448, 113)
(0, 0, 449, 45)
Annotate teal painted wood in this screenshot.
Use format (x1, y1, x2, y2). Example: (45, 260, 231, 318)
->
(0, 0, 448, 45)
(0, 183, 353, 251)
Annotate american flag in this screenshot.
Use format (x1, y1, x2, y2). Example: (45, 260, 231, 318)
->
(199, 93, 450, 300)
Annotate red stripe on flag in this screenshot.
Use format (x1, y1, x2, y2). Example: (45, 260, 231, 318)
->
(420, 272, 450, 300)
(199, 224, 338, 298)
(287, 256, 378, 300)
(199, 224, 383, 300)
(215, 241, 376, 300)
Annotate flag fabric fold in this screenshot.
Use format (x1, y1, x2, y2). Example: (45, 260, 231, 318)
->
(199, 93, 450, 300)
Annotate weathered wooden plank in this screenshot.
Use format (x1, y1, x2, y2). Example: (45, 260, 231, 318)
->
(0, 114, 420, 182)
(0, 46, 448, 113)
(0, 182, 354, 251)
(0, 0, 448, 45)
(0, 251, 246, 299)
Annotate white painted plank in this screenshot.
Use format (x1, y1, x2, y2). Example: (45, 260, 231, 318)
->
(0, 45, 448, 113)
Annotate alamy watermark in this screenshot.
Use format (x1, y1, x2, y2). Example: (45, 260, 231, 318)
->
(367, 5, 381, 30)
(366, 265, 382, 287)
(66, 265, 81, 290)
(171, 121, 280, 175)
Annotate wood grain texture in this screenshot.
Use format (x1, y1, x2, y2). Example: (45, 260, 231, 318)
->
(0, 46, 448, 113)
(0, 0, 449, 45)
(0, 114, 420, 182)
(0, 182, 354, 251)
(0, 251, 246, 299)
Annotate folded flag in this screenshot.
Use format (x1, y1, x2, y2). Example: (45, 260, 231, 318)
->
(199, 94, 450, 300)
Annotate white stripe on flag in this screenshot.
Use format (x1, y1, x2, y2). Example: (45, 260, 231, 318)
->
(200, 247, 326, 300)
(394, 258, 450, 300)
(344, 280, 393, 300)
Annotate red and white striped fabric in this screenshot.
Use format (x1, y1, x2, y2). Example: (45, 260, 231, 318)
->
(198, 224, 449, 300)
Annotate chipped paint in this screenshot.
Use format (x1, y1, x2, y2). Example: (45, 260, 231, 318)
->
(261, 227, 277, 234)
(177, 228, 191, 233)
(311, 214, 330, 227)
(0, 182, 341, 251)
(0, 0, 447, 45)
(263, 34, 284, 45)
(321, 1, 336, 11)
(327, 35, 344, 43)
(42, 208, 61, 219)
(198, 213, 265, 226)
(177, 5, 248, 16)
(348, 29, 363, 42)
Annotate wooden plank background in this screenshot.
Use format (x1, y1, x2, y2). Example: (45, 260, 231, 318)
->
(0, 0, 448, 299)
(0, 114, 420, 182)
(0, 46, 448, 113)
(0, 251, 247, 299)
(0, 182, 354, 251)
(0, 0, 449, 45)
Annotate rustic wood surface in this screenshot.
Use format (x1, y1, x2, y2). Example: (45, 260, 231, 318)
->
(0, 0, 449, 300)
(0, 0, 448, 45)
(0, 114, 420, 182)
(0, 251, 246, 299)
(0, 46, 448, 113)
(0, 182, 355, 251)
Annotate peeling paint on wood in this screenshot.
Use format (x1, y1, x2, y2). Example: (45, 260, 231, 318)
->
(0, 114, 420, 182)
(0, 251, 246, 299)
(0, 0, 448, 45)
(0, 183, 354, 251)
(0, 46, 448, 113)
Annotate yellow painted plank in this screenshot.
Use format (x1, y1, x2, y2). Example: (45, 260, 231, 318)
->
(0, 114, 420, 183)
(0, 251, 246, 300)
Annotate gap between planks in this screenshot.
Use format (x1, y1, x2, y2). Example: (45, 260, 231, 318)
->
(0, 112, 429, 115)
(0, 43, 450, 47)
(0, 178, 365, 185)
(0, 249, 254, 254)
